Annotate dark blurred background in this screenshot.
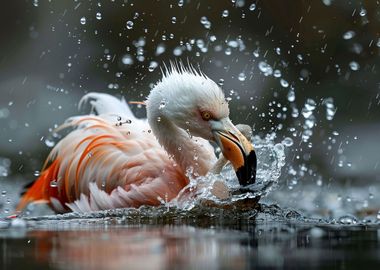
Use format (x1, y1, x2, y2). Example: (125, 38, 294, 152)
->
(0, 0, 380, 213)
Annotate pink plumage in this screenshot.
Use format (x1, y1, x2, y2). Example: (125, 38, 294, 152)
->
(17, 65, 256, 213)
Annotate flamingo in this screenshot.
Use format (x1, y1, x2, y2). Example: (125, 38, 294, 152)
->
(17, 65, 256, 213)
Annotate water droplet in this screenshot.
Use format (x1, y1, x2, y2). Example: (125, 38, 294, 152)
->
(172, 47, 182, 56)
(178, 0, 184, 7)
(222, 10, 229, 17)
(171, 16, 177, 24)
(287, 89, 295, 102)
(159, 100, 166, 109)
(45, 138, 55, 148)
(126, 21, 134, 30)
(33, 0, 39, 7)
(200, 16, 211, 29)
(273, 70, 282, 78)
(50, 180, 58, 187)
(238, 72, 246, 81)
(155, 43, 166, 56)
(121, 54, 134, 65)
(305, 98, 316, 111)
(322, 97, 336, 120)
(338, 215, 358, 225)
(1, 190, 6, 196)
(224, 47, 232, 55)
(96, 12, 102, 20)
(275, 47, 281, 55)
(80, 17, 86, 25)
(280, 79, 289, 88)
(322, 0, 332, 6)
(218, 79, 224, 86)
(258, 62, 273, 76)
(349, 61, 360, 71)
(34, 171, 40, 177)
(343, 30, 355, 40)
(301, 109, 312, 119)
(359, 7, 367, 17)
(148, 61, 158, 72)
(249, 3, 256, 11)
(227, 40, 239, 48)
(282, 137, 294, 147)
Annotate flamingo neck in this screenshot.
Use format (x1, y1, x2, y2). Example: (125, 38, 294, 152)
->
(148, 113, 212, 177)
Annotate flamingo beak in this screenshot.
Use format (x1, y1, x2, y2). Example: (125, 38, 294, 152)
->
(211, 118, 257, 186)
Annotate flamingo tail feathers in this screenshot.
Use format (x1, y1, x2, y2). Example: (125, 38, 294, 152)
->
(78, 92, 136, 119)
(16, 159, 61, 212)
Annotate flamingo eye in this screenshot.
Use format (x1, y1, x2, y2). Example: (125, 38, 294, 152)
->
(201, 111, 213, 121)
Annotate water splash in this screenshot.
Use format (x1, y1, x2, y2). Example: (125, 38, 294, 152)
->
(168, 134, 286, 211)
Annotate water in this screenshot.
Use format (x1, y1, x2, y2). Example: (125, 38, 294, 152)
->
(1, 205, 380, 269)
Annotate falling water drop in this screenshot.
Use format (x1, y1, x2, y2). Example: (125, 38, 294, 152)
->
(322, 0, 332, 5)
(50, 180, 58, 188)
(222, 10, 229, 17)
(45, 138, 55, 148)
(200, 16, 211, 29)
(287, 88, 295, 102)
(148, 61, 158, 72)
(126, 21, 134, 30)
(80, 17, 86, 25)
(155, 44, 166, 56)
(96, 12, 102, 20)
(282, 137, 294, 147)
(359, 8, 367, 17)
(258, 62, 273, 76)
(238, 72, 246, 81)
(121, 54, 134, 65)
(305, 98, 317, 111)
(173, 47, 183, 56)
(349, 61, 360, 71)
(342, 30, 355, 40)
(280, 79, 289, 88)
(273, 70, 282, 78)
(249, 3, 256, 11)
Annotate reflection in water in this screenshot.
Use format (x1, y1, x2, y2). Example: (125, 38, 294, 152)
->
(1, 223, 380, 270)
(2, 226, 252, 270)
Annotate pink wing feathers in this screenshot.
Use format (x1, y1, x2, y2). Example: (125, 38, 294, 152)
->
(17, 93, 188, 213)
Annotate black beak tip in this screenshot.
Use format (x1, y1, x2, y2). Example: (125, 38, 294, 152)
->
(236, 150, 257, 187)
